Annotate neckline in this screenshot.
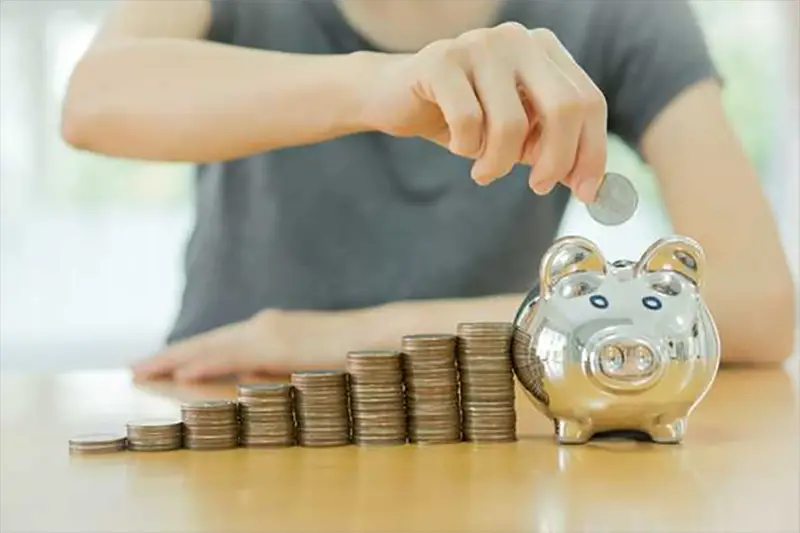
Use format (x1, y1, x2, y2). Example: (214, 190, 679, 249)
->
(310, 0, 516, 53)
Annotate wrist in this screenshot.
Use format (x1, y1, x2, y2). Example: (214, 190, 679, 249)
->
(343, 50, 409, 134)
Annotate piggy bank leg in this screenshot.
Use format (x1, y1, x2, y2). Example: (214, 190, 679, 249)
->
(647, 417, 687, 444)
(555, 419, 593, 444)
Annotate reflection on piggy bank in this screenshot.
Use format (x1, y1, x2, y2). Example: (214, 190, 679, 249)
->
(512, 235, 721, 444)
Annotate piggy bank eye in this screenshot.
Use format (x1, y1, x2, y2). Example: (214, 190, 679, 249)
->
(589, 295, 609, 309)
(642, 296, 663, 311)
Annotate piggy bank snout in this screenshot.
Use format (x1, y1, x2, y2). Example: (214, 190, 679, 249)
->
(595, 341, 658, 379)
(585, 331, 664, 393)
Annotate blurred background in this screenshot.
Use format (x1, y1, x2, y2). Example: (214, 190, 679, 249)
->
(1, 0, 798, 372)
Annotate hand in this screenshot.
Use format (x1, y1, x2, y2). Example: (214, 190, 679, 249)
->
(131, 309, 352, 383)
(362, 23, 607, 202)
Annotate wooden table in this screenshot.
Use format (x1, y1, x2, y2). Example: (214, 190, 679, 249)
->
(1, 362, 798, 533)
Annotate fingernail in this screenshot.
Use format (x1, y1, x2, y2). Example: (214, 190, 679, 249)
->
(576, 177, 600, 203)
(531, 180, 554, 195)
(472, 173, 493, 186)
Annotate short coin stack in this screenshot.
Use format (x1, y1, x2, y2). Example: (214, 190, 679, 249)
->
(181, 400, 239, 450)
(401, 334, 462, 444)
(68, 432, 127, 455)
(237, 384, 296, 447)
(291, 371, 351, 447)
(126, 419, 183, 451)
(457, 322, 517, 443)
(347, 350, 407, 446)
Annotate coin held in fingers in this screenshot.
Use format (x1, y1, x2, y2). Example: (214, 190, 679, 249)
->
(586, 172, 639, 226)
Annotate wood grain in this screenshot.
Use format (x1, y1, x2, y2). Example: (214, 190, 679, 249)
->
(1, 363, 797, 533)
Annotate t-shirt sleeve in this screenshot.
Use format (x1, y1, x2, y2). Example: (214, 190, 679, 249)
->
(597, 1, 721, 153)
(205, 0, 237, 43)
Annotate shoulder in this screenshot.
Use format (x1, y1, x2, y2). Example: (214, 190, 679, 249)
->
(597, 1, 720, 150)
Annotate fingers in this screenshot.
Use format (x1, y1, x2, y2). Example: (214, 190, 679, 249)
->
(530, 28, 608, 202)
(521, 119, 543, 167)
(470, 52, 529, 184)
(422, 24, 607, 198)
(131, 322, 246, 381)
(172, 355, 248, 383)
(518, 51, 584, 197)
(429, 61, 484, 159)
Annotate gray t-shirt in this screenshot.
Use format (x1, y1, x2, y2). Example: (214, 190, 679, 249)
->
(167, 0, 717, 343)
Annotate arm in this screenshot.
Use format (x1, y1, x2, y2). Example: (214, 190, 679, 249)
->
(61, 0, 376, 162)
(365, 82, 798, 367)
(351, 10, 799, 365)
(595, 1, 796, 365)
(132, 293, 528, 381)
(358, 12, 798, 366)
(641, 80, 797, 365)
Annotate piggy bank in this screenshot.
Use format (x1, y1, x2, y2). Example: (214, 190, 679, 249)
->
(512, 235, 721, 444)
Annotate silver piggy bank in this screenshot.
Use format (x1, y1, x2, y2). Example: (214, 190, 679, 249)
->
(512, 235, 721, 444)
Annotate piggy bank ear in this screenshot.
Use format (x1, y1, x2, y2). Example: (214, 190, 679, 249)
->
(539, 235, 607, 297)
(635, 235, 706, 287)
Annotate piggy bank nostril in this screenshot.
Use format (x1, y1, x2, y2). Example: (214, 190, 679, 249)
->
(598, 345, 624, 373)
(632, 345, 654, 372)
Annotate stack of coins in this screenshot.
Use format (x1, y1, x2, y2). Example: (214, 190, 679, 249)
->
(125, 419, 183, 451)
(291, 371, 351, 447)
(511, 327, 550, 406)
(68, 432, 127, 455)
(457, 322, 517, 443)
(347, 351, 407, 446)
(237, 383, 296, 447)
(181, 400, 239, 450)
(401, 334, 462, 444)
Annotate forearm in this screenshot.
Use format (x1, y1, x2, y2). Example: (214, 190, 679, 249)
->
(358, 277, 795, 369)
(643, 82, 797, 365)
(62, 39, 381, 162)
(669, 164, 796, 365)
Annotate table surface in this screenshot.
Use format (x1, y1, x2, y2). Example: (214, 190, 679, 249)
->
(1, 362, 798, 533)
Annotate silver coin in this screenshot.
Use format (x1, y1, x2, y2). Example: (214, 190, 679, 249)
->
(586, 172, 639, 226)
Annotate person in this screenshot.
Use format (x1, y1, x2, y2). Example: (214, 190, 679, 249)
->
(61, 0, 796, 382)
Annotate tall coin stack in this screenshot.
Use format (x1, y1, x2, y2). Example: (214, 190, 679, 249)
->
(456, 322, 517, 443)
(181, 400, 239, 450)
(346, 351, 407, 446)
(126, 419, 183, 451)
(237, 384, 296, 447)
(401, 334, 462, 444)
(511, 328, 549, 406)
(291, 371, 351, 447)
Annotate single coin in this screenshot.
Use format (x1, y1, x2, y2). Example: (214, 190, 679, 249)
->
(69, 432, 127, 454)
(586, 172, 639, 226)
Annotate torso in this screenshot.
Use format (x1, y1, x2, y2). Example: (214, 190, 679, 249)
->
(168, 0, 687, 342)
